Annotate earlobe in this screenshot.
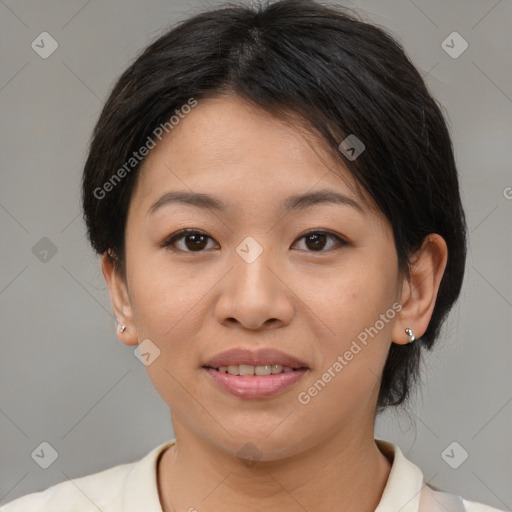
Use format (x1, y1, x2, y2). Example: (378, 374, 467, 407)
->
(101, 252, 139, 346)
(391, 234, 448, 345)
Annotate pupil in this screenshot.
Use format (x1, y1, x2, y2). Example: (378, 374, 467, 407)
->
(306, 233, 326, 251)
(187, 234, 207, 251)
(184, 233, 327, 251)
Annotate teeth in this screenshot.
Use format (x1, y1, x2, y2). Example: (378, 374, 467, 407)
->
(216, 364, 298, 375)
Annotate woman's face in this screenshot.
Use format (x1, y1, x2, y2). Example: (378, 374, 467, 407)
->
(106, 95, 413, 460)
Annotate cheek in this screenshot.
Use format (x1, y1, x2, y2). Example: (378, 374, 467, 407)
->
(298, 254, 399, 344)
(126, 261, 207, 404)
(296, 259, 399, 414)
(294, 270, 397, 421)
(126, 249, 204, 341)
(134, 280, 200, 335)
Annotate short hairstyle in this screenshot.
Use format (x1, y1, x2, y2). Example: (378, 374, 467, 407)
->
(82, 0, 467, 410)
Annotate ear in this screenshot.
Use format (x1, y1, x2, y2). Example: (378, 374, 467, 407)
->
(391, 233, 448, 345)
(101, 252, 139, 346)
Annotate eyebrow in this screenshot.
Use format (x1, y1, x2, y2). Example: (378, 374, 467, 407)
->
(147, 189, 364, 216)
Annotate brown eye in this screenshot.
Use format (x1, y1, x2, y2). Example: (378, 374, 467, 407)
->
(293, 230, 347, 252)
(162, 229, 347, 254)
(162, 229, 217, 252)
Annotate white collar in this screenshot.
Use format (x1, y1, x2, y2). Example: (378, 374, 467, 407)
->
(374, 439, 425, 512)
(123, 440, 173, 512)
(122, 438, 425, 512)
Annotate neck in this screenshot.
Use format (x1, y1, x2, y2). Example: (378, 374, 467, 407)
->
(157, 420, 392, 512)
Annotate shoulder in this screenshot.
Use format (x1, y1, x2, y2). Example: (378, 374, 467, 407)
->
(0, 460, 132, 512)
(462, 499, 508, 512)
(420, 484, 507, 512)
(0, 441, 174, 512)
(375, 439, 507, 512)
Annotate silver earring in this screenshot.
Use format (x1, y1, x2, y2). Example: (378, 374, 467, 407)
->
(119, 325, 126, 333)
(405, 328, 415, 343)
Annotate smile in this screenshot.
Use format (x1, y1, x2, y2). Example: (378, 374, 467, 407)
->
(212, 364, 303, 376)
(203, 366, 308, 399)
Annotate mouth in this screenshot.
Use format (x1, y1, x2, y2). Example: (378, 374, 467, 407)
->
(202, 366, 309, 399)
(203, 364, 308, 376)
(201, 348, 310, 399)
(203, 347, 309, 372)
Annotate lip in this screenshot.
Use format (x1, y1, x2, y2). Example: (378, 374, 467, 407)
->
(203, 367, 308, 399)
(203, 348, 309, 369)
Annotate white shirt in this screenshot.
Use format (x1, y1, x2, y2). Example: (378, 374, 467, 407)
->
(0, 439, 505, 511)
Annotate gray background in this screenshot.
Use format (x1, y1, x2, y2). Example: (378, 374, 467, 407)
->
(1, 0, 511, 508)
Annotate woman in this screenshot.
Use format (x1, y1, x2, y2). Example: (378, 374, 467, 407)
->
(1, 0, 504, 511)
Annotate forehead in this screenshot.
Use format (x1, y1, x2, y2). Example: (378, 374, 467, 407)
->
(131, 95, 374, 214)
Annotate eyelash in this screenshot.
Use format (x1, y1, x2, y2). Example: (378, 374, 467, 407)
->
(160, 228, 347, 254)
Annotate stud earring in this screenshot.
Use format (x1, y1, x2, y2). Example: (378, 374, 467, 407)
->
(405, 328, 415, 343)
(119, 325, 126, 333)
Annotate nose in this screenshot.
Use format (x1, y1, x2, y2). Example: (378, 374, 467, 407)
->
(214, 242, 295, 331)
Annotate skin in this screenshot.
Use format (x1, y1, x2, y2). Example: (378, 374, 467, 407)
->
(102, 95, 448, 512)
